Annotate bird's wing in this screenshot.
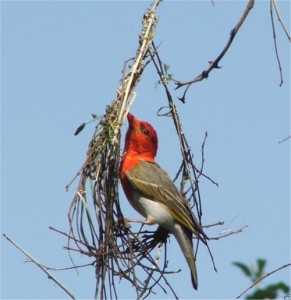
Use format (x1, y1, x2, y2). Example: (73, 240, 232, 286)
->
(126, 160, 206, 238)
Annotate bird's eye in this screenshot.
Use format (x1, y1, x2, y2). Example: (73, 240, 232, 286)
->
(143, 129, 150, 135)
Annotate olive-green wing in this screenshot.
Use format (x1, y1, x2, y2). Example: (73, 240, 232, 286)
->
(126, 160, 205, 238)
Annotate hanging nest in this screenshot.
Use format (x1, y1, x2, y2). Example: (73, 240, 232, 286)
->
(67, 107, 172, 298)
(65, 2, 178, 298)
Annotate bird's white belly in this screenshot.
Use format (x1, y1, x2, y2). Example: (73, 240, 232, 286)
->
(132, 191, 175, 230)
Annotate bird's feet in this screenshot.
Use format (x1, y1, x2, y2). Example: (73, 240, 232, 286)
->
(125, 216, 156, 226)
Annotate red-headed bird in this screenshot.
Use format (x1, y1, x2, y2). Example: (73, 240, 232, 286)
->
(119, 113, 207, 290)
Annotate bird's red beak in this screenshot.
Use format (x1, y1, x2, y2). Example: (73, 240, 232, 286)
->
(127, 112, 138, 127)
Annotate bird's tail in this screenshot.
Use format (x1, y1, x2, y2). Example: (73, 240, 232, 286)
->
(172, 224, 198, 290)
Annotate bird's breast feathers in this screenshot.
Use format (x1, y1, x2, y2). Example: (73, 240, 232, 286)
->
(131, 189, 176, 230)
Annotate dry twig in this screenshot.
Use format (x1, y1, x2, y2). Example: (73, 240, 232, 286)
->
(270, 0, 288, 87)
(174, 0, 254, 102)
(272, 0, 291, 42)
(3, 234, 77, 300)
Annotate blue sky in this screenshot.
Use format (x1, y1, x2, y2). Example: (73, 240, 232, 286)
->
(1, 1, 290, 299)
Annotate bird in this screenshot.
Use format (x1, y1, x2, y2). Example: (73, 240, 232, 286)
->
(119, 112, 208, 290)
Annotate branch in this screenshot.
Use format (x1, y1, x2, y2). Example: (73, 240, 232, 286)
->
(273, 0, 291, 42)
(210, 225, 248, 240)
(270, 0, 284, 86)
(175, 0, 254, 102)
(235, 262, 291, 299)
(279, 135, 291, 143)
(3, 234, 77, 300)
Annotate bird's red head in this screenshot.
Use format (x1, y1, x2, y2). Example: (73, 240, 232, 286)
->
(124, 113, 158, 159)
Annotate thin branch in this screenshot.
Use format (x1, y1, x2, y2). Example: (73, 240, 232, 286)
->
(175, 0, 254, 102)
(235, 262, 291, 299)
(273, 0, 291, 42)
(279, 135, 291, 143)
(210, 225, 248, 240)
(270, 0, 284, 86)
(203, 221, 225, 228)
(3, 234, 77, 300)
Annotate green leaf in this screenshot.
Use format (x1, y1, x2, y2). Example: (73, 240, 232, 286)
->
(246, 282, 290, 299)
(257, 259, 266, 273)
(233, 262, 252, 278)
(255, 258, 266, 280)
